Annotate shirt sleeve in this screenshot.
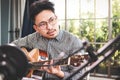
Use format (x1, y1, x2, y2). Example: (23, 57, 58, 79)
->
(70, 37, 83, 55)
(10, 33, 37, 48)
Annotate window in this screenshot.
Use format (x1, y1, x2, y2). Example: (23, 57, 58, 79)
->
(50, 0, 120, 77)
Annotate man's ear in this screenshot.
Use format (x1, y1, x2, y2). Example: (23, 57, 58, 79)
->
(33, 25, 39, 32)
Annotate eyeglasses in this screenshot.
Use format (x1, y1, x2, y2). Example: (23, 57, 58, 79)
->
(35, 16, 57, 30)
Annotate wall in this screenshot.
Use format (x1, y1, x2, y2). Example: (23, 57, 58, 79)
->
(0, 0, 1, 45)
(1, 0, 9, 45)
(0, 0, 26, 45)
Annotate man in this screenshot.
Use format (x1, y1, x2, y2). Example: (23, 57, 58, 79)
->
(11, 0, 83, 80)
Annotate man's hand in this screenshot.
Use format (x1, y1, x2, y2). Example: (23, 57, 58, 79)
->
(40, 60, 64, 78)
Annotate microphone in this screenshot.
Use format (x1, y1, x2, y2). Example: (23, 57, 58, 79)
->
(0, 45, 29, 80)
(86, 45, 98, 62)
(82, 39, 98, 62)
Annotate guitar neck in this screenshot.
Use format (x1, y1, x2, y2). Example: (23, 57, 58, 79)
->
(29, 55, 86, 70)
(28, 58, 69, 69)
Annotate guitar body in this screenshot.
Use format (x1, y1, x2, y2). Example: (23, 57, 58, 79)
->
(21, 47, 48, 78)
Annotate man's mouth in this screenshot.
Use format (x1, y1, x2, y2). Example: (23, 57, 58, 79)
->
(47, 30, 56, 36)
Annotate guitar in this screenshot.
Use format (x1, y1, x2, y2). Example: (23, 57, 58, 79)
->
(21, 47, 49, 78)
(21, 47, 88, 78)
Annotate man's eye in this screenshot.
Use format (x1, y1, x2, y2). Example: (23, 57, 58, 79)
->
(49, 18, 55, 22)
(39, 23, 46, 26)
(50, 18, 54, 21)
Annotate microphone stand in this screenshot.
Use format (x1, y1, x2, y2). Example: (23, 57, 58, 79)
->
(65, 34, 120, 80)
(77, 46, 120, 80)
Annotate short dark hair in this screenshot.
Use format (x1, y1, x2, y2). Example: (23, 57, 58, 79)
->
(30, 0, 55, 23)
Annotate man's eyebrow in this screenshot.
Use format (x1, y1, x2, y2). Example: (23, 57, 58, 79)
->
(49, 16, 56, 20)
(40, 21, 47, 23)
(39, 16, 55, 23)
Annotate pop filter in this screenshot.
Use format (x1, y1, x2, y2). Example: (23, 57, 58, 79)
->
(0, 45, 28, 80)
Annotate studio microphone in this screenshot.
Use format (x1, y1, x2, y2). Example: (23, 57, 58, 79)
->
(0, 45, 29, 80)
(86, 45, 98, 62)
(82, 39, 98, 62)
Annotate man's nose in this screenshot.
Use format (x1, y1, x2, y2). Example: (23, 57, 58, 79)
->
(46, 23, 53, 29)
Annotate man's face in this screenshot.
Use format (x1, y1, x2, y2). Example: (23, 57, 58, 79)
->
(33, 10, 59, 39)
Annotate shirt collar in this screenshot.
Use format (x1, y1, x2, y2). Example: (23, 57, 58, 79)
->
(37, 30, 63, 41)
(55, 30, 63, 41)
